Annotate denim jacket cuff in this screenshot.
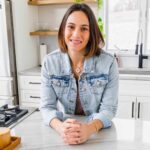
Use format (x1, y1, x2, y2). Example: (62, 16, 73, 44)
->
(42, 111, 64, 126)
(91, 113, 112, 128)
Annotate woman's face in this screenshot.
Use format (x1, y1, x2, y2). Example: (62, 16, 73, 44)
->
(64, 11, 90, 54)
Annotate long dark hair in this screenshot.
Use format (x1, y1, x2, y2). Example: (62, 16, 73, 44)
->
(58, 3, 105, 58)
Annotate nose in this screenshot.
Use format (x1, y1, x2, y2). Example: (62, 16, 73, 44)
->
(72, 28, 81, 38)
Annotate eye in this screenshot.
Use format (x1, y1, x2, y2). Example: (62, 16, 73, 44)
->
(67, 25, 74, 30)
(81, 27, 89, 32)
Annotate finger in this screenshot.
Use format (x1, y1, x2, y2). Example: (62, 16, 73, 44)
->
(65, 118, 80, 124)
(65, 118, 78, 123)
(63, 136, 80, 145)
(64, 139, 78, 145)
(63, 126, 81, 134)
(64, 131, 80, 139)
(65, 126, 81, 133)
(77, 137, 87, 144)
(63, 122, 81, 130)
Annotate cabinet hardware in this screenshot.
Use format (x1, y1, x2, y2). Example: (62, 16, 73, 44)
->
(30, 96, 40, 99)
(138, 102, 141, 118)
(132, 102, 134, 118)
(29, 82, 41, 84)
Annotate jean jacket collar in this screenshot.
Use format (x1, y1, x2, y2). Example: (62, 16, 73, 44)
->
(61, 52, 95, 75)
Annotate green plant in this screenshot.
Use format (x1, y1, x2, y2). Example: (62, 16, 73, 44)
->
(98, 17, 104, 35)
(97, 0, 103, 9)
(97, 0, 105, 37)
(74, 0, 84, 3)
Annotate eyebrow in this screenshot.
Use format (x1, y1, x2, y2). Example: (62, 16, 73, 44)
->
(67, 22, 89, 27)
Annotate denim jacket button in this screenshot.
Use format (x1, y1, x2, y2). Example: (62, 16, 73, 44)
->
(57, 81, 61, 86)
(97, 80, 101, 85)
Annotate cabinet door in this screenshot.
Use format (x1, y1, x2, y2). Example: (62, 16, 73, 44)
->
(137, 97, 150, 121)
(116, 95, 136, 119)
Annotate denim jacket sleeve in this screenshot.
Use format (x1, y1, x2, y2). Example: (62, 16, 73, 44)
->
(40, 55, 64, 126)
(90, 58, 119, 128)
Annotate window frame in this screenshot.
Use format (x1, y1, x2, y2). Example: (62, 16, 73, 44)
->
(103, 0, 149, 53)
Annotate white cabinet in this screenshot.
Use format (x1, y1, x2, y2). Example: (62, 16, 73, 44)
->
(19, 75, 41, 108)
(116, 95, 136, 119)
(137, 97, 150, 120)
(117, 79, 150, 120)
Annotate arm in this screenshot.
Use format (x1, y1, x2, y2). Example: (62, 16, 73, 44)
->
(40, 56, 63, 126)
(72, 58, 118, 144)
(91, 58, 119, 128)
(40, 58, 83, 144)
(40, 56, 82, 144)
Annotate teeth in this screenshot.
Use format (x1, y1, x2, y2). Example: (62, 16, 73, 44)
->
(71, 39, 81, 44)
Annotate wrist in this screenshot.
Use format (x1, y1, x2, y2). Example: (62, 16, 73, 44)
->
(87, 123, 97, 135)
(88, 119, 103, 134)
(50, 118, 63, 135)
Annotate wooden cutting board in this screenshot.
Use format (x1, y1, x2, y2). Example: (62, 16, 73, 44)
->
(3, 136, 21, 150)
(0, 128, 11, 149)
(0, 127, 21, 150)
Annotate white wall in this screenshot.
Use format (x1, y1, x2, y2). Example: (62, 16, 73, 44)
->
(12, 0, 39, 72)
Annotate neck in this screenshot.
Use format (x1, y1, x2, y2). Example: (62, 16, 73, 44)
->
(68, 51, 85, 67)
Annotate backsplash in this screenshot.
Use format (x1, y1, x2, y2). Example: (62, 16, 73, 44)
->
(116, 54, 150, 68)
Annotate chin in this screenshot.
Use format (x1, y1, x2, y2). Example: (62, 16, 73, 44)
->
(69, 46, 80, 52)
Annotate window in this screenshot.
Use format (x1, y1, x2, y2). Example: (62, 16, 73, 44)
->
(105, 0, 149, 53)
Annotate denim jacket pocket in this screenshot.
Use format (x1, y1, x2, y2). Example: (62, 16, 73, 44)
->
(87, 75, 108, 94)
(50, 76, 69, 97)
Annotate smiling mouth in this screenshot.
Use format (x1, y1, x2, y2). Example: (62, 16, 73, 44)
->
(70, 39, 82, 45)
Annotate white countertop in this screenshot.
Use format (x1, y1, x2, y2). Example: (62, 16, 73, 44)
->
(11, 111, 150, 150)
(19, 66, 41, 76)
(19, 66, 150, 80)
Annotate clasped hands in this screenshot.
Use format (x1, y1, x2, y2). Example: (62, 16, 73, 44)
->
(59, 118, 94, 145)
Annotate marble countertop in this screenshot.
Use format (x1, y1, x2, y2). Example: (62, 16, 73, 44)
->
(11, 111, 150, 150)
(19, 66, 150, 80)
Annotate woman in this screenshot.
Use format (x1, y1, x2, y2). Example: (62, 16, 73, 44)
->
(40, 3, 119, 145)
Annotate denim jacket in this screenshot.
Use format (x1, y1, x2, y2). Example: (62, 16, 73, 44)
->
(40, 49, 119, 128)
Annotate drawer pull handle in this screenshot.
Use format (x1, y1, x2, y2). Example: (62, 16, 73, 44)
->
(29, 82, 41, 85)
(138, 102, 141, 118)
(132, 102, 134, 118)
(30, 96, 40, 99)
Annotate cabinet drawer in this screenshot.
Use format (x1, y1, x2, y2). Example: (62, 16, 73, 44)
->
(20, 102, 40, 108)
(119, 80, 150, 96)
(19, 76, 41, 90)
(20, 90, 40, 103)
